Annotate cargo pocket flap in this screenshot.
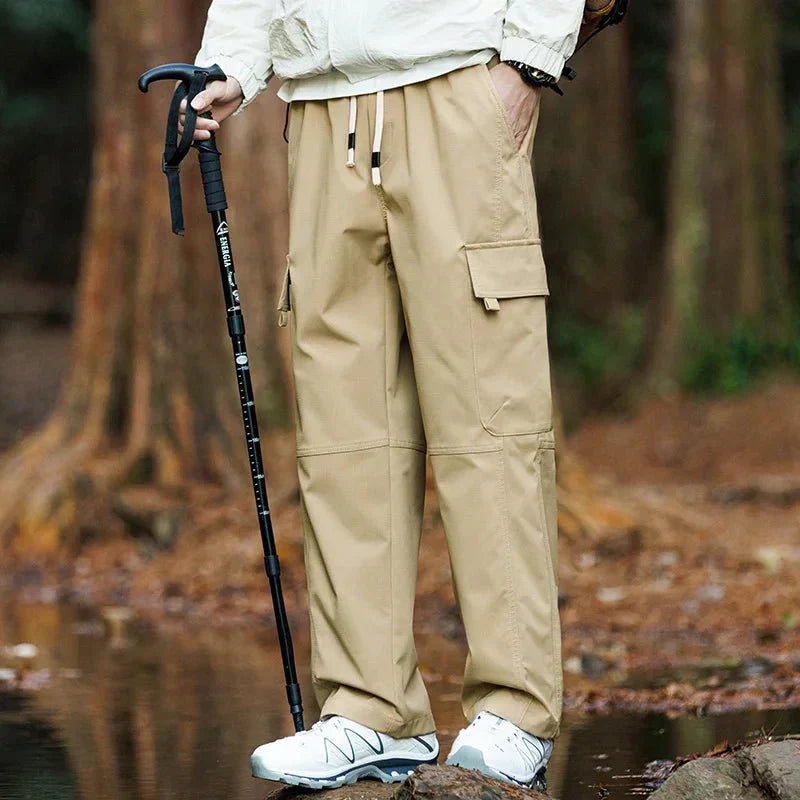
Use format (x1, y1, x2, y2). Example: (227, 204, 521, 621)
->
(465, 239, 549, 311)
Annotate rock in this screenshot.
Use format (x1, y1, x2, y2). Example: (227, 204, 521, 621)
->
(9, 643, 38, 659)
(744, 740, 800, 798)
(100, 606, 135, 648)
(596, 587, 626, 604)
(580, 653, 611, 678)
(266, 780, 396, 800)
(594, 529, 643, 560)
(710, 478, 800, 507)
(265, 765, 550, 800)
(649, 758, 763, 800)
(112, 487, 185, 549)
(397, 765, 549, 800)
(651, 736, 800, 800)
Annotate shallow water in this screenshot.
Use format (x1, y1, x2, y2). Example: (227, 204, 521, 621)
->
(1, 601, 798, 800)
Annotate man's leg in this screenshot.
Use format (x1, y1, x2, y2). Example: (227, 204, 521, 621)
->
(285, 98, 434, 737)
(379, 65, 562, 740)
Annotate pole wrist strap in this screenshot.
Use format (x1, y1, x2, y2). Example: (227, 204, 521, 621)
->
(162, 70, 207, 235)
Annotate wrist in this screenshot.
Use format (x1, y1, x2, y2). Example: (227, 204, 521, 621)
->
(502, 60, 563, 96)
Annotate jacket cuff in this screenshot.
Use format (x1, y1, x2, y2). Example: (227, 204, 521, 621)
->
(500, 37, 566, 79)
(194, 52, 273, 115)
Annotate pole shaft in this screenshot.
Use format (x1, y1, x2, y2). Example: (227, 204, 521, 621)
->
(199, 136, 304, 733)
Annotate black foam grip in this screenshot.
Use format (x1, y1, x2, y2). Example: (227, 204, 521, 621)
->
(198, 150, 228, 212)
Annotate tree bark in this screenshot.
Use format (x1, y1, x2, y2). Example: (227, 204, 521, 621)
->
(0, 0, 291, 559)
(536, 23, 645, 323)
(650, 0, 790, 386)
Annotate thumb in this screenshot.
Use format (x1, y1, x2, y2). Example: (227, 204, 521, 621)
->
(190, 85, 222, 111)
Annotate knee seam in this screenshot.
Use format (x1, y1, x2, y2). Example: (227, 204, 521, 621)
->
(428, 443, 502, 456)
(297, 438, 426, 457)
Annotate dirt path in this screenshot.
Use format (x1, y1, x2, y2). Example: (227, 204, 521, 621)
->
(560, 377, 800, 711)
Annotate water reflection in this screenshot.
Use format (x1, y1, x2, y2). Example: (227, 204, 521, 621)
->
(1, 602, 798, 800)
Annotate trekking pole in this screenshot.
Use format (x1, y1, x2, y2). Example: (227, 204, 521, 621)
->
(138, 63, 304, 733)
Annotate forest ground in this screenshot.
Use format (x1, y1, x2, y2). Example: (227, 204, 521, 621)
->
(2, 289, 799, 716)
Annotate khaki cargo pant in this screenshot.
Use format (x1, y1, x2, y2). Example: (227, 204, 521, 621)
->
(278, 62, 562, 740)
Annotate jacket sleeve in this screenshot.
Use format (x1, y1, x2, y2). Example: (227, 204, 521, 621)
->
(195, 0, 275, 112)
(502, 0, 585, 78)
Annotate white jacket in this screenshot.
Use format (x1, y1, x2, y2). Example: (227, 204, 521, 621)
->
(196, 0, 585, 109)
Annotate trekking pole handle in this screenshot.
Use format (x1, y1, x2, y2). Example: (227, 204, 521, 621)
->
(138, 62, 227, 93)
(138, 62, 228, 233)
(195, 122, 229, 214)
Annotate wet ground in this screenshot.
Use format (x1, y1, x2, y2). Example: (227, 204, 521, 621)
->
(2, 317, 800, 797)
(2, 600, 799, 800)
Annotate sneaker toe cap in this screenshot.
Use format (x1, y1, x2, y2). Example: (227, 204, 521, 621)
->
(251, 741, 292, 776)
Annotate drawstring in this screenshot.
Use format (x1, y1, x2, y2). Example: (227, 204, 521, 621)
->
(346, 96, 357, 167)
(344, 90, 384, 187)
(371, 90, 384, 186)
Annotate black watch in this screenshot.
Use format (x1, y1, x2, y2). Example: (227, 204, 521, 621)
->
(502, 60, 563, 96)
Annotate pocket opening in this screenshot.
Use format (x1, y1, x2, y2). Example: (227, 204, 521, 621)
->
(277, 258, 292, 327)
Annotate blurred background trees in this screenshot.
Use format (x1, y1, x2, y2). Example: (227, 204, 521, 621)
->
(0, 0, 292, 555)
(0, 0, 799, 554)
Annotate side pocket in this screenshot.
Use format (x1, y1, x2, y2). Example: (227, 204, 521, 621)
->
(465, 239, 552, 436)
(277, 257, 291, 327)
(286, 102, 303, 197)
(479, 63, 539, 157)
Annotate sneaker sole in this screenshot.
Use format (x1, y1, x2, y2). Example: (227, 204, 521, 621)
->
(251, 755, 439, 789)
(445, 746, 547, 792)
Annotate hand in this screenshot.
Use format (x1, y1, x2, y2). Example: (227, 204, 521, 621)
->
(488, 62, 541, 149)
(178, 76, 244, 140)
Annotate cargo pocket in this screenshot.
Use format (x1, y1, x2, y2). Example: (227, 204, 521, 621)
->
(465, 239, 552, 436)
(277, 258, 291, 327)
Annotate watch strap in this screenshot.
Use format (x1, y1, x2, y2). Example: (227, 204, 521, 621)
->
(502, 60, 564, 96)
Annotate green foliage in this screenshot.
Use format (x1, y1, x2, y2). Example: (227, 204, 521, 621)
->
(680, 318, 800, 394)
(0, 0, 89, 45)
(0, 0, 91, 280)
(0, 0, 90, 129)
(551, 305, 647, 389)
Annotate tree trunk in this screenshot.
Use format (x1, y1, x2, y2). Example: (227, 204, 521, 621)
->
(535, 24, 648, 417)
(0, 0, 291, 559)
(536, 23, 645, 323)
(650, 0, 790, 386)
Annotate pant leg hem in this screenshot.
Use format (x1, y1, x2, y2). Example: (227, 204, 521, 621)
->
(321, 694, 436, 738)
(466, 689, 560, 739)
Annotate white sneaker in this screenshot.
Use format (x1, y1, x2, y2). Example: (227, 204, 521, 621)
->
(250, 715, 439, 788)
(445, 711, 553, 789)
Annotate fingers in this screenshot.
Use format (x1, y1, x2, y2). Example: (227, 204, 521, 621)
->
(178, 114, 220, 141)
(174, 81, 229, 140)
